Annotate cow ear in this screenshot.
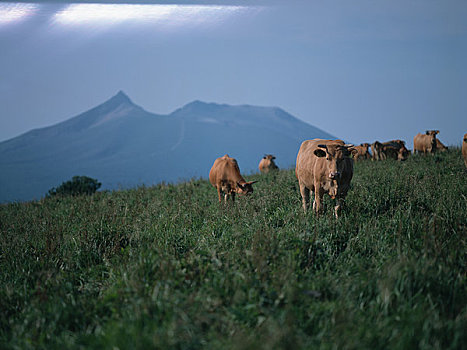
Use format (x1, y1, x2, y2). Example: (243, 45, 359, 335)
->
(314, 149, 326, 157)
(247, 181, 258, 185)
(426, 130, 430, 135)
(237, 182, 244, 189)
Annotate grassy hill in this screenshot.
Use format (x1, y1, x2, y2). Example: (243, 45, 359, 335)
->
(1, 150, 466, 349)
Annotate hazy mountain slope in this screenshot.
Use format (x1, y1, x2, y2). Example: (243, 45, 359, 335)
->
(0, 92, 335, 202)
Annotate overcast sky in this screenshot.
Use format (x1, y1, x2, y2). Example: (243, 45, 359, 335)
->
(1, 0, 466, 146)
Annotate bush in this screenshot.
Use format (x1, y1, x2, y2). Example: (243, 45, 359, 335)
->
(47, 175, 101, 197)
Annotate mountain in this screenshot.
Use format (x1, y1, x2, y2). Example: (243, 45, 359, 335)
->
(0, 91, 336, 202)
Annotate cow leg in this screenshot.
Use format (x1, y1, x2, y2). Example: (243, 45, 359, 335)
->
(334, 198, 344, 219)
(231, 192, 236, 203)
(217, 187, 223, 203)
(299, 183, 310, 212)
(314, 186, 324, 215)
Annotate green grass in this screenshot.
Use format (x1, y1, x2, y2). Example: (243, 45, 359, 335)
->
(1, 150, 466, 349)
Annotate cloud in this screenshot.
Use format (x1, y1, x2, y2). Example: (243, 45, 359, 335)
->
(52, 3, 259, 29)
(0, 3, 38, 25)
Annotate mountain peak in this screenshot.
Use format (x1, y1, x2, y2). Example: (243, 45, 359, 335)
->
(107, 90, 133, 105)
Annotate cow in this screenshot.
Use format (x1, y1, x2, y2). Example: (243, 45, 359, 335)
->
(413, 130, 439, 155)
(259, 154, 279, 174)
(371, 141, 384, 161)
(295, 139, 356, 218)
(353, 143, 371, 161)
(435, 139, 448, 152)
(463, 133, 467, 168)
(209, 154, 257, 203)
(380, 140, 410, 161)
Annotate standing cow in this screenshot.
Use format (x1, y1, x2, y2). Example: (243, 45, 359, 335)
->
(414, 130, 439, 155)
(296, 139, 356, 218)
(259, 154, 279, 174)
(353, 143, 371, 161)
(462, 133, 467, 168)
(209, 154, 257, 203)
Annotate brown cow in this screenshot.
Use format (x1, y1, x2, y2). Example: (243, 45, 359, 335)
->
(435, 139, 448, 152)
(380, 140, 410, 161)
(295, 139, 356, 218)
(414, 130, 439, 155)
(353, 143, 371, 161)
(371, 141, 383, 161)
(209, 154, 257, 203)
(463, 133, 467, 168)
(259, 154, 279, 174)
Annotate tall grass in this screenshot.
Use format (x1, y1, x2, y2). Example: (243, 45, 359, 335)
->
(1, 150, 466, 349)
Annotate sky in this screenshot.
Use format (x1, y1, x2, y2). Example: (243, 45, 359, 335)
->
(1, 0, 466, 146)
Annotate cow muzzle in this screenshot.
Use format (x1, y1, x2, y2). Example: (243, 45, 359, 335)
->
(329, 172, 341, 179)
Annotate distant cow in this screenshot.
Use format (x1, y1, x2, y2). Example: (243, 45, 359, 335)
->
(463, 133, 467, 168)
(295, 139, 356, 218)
(259, 154, 278, 174)
(380, 140, 410, 161)
(414, 130, 439, 155)
(353, 143, 371, 161)
(371, 141, 384, 161)
(209, 154, 257, 203)
(436, 139, 448, 152)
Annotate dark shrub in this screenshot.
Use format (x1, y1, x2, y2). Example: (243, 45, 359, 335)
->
(47, 176, 101, 197)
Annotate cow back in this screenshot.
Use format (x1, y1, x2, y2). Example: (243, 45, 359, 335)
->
(436, 139, 448, 152)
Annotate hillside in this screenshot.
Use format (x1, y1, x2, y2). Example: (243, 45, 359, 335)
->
(0, 151, 466, 349)
(0, 91, 335, 203)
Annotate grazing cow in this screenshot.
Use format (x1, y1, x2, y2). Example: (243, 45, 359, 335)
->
(435, 139, 448, 152)
(209, 154, 257, 203)
(463, 133, 467, 168)
(414, 130, 439, 155)
(371, 141, 384, 161)
(295, 139, 356, 218)
(381, 140, 410, 161)
(353, 143, 371, 161)
(259, 154, 279, 174)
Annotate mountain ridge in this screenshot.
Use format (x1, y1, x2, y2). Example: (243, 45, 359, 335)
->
(0, 91, 336, 202)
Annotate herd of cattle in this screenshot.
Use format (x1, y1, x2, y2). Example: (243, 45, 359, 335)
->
(209, 131, 467, 217)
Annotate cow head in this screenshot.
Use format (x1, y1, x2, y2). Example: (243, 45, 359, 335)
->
(425, 130, 439, 152)
(398, 146, 410, 161)
(372, 141, 382, 150)
(261, 154, 278, 172)
(236, 181, 258, 195)
(314, 143, 356, 181)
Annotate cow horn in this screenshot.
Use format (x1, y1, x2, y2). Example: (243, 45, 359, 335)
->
(344, 143, 354, 148)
